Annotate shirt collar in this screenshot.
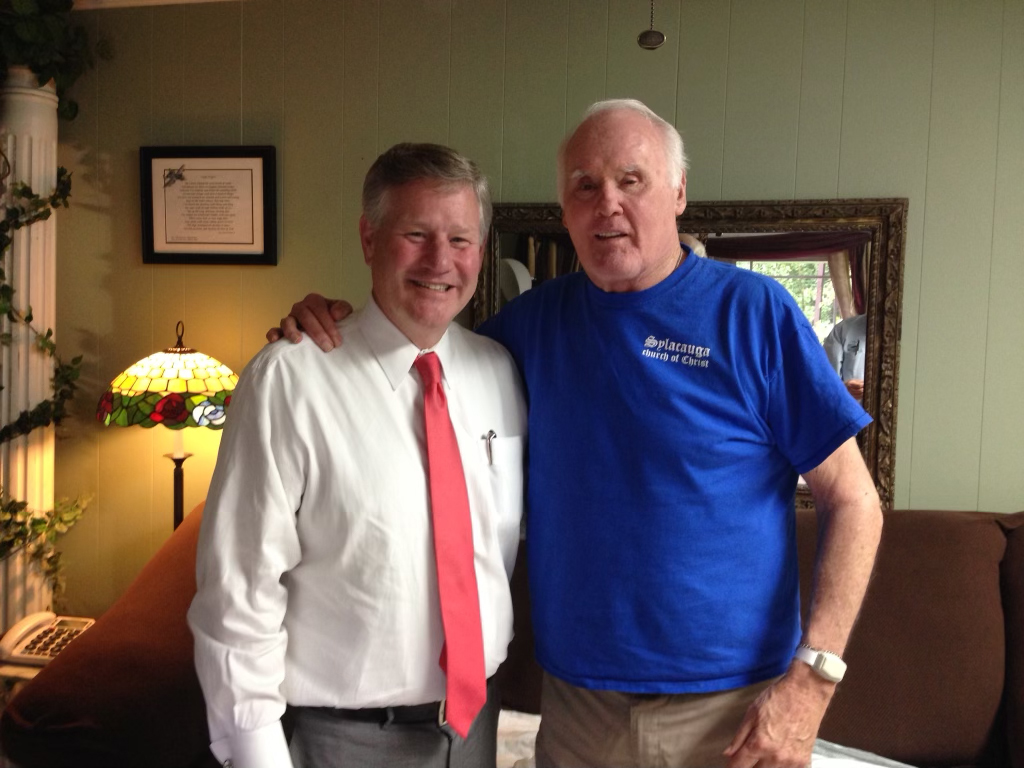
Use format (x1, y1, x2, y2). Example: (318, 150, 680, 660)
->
(359, 296, 458, 391)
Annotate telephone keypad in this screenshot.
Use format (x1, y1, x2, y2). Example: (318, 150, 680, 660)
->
(22, 624, 87, 659)
(5, 616, 95, 665)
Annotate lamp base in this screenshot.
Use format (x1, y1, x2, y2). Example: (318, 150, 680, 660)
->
(163, 453, 194, 530)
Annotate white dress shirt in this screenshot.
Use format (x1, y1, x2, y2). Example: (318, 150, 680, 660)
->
(187, 298, 527, 768)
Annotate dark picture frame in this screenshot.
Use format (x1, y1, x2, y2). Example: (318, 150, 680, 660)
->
(140, 146, 277, 265)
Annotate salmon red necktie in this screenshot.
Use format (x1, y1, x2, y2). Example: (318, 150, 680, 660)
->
(414, 351, 486, 739)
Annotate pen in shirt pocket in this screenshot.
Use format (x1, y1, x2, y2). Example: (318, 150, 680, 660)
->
(482, 430, 496, 465)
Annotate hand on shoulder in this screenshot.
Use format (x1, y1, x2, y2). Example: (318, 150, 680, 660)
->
(265, 293, 352, 352)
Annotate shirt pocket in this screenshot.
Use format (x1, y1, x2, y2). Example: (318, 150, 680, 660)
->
(483, 434, 526, 575)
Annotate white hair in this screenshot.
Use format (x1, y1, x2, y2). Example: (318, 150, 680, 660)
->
(557, 98, 688, 205)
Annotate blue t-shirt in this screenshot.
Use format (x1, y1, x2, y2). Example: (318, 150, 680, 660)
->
(480, 252, 871, 693)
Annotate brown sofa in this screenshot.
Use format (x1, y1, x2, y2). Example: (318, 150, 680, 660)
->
(2, 506, 1022, 767)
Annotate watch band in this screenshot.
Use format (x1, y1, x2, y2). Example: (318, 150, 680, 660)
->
(794, 643, 847, 683)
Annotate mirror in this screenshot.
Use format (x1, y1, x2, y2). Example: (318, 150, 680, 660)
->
(474, 198, 908, 512)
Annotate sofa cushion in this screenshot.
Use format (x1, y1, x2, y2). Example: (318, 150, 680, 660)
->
(1000, 512, 1024, 768)
(798, 509, 1009, 768)
(0, 504, 216, 768)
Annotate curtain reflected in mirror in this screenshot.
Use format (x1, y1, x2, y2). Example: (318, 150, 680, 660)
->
(475, 199, 908, 512)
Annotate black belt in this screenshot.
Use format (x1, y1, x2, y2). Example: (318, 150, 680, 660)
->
(314, 699, 448, 727)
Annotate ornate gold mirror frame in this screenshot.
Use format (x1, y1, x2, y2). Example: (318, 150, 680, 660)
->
(475, 198, 908, 512)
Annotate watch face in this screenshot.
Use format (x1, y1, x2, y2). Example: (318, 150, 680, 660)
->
(816, 653, 846, 682)
(797, 645, 846, 682)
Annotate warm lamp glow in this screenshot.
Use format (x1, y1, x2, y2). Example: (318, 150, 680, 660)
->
(95, 322, 237, 530)
(96, 322, 237, 430)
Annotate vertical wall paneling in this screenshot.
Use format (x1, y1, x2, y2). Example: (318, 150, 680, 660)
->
(54, 10, 103, 616)
(148, 3, 187, 353)
(241, 0, 284, 148)
(909, 0, 1003, 510)
(565, 0, 609, 132)
(840, 0, 935, 509)
(93, 8, 159, 610)
(500, 0, 569, 202)
(978, 0, 1024, 511)
(181, 3, 243, 146)
(238, 0, 287, 366)
(173, 3, 248, 540)
(378, 0, 451, 150)
(794, 1, 847, 199)
(838, 1, 935, 194)
(450, 0, 508, 194)
(278, 0, 346, 335)
(721, 0, 805, 199)
(675, 0, 731, 200)
(146, 4, 190, 555)
(340, 0, 379, 305)
(604, 0, 681, 122)
(149, 5, 185, 144)
(179, 2, 244, 364)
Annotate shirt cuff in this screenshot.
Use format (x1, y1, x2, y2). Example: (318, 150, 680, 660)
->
(210, 721, 292, 768)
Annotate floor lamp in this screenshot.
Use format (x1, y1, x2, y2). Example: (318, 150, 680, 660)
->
(96, 322, 237, 529)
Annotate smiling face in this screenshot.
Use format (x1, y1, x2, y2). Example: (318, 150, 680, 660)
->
(560, 108, 687, 293)
(361, 179, 484, 349)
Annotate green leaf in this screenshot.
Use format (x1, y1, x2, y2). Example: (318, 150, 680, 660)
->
(11, 0, 41, 15)
(56, 99, 77, 121)
(12, 20, 42, 45)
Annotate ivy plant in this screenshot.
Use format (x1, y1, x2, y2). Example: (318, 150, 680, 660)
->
(0, 149, 86, 605)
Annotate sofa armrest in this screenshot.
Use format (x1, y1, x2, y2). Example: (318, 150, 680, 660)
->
(798, 509, 1018, 768)
(999, 512, 1024, 768)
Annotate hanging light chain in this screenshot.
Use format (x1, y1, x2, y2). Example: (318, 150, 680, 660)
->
(637, 0, 666, 49)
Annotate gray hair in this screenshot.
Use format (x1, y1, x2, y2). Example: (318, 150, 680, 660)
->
(557, 98, 688, 205)
(362, 143, 492, 240)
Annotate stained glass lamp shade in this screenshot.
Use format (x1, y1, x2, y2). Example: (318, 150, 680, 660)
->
(96, 322, 237, 528)
(96, 323, 236, 431)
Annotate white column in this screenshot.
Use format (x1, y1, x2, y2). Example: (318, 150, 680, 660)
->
(0, 66, 59, 631)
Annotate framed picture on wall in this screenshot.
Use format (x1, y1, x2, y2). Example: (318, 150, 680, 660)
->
(139, 145, 277, 265)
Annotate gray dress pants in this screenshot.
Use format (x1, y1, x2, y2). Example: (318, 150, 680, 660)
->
(288, 679, 500, 768)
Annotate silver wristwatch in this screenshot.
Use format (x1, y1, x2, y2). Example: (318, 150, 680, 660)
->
(794, 643, 847, 683)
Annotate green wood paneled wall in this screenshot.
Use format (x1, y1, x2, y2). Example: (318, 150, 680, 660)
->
(53, 0, 1024, 615)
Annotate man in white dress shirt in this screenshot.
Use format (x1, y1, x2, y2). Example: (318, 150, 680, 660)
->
(187, 143, 527, 768)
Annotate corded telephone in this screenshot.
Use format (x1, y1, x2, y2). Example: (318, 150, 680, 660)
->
(0, 611, 95, 666)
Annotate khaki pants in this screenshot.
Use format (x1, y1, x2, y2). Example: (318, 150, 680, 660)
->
(534, 672, 777, 768)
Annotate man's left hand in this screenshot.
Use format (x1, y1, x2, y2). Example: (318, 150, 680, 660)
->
(722, 663, 833, 768)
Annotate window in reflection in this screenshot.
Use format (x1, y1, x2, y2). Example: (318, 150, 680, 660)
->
(731, 259, 838, 341)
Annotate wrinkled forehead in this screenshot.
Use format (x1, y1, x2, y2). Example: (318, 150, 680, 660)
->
(382, 180, 482, 225)
(563, 112, 665, 177)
